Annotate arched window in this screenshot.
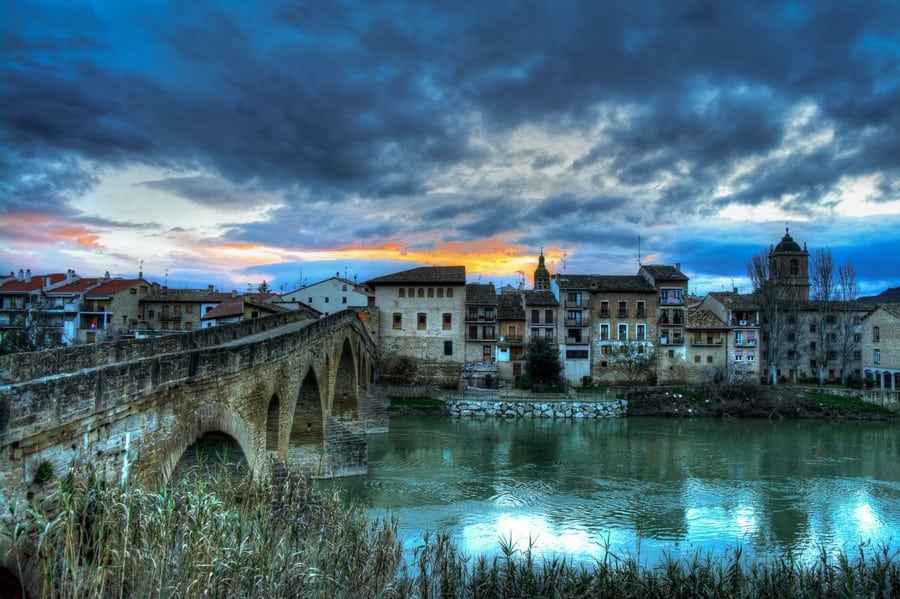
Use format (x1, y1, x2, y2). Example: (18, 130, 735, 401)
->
(428, 288, 434, 297)
(437, 288, 444, 298)
(418, 288, 425, 297)
(398, 288, 406, 298)
(447, 288, 454, 298)
(790, 259, 798, 275)
(408, 287, 414, 297)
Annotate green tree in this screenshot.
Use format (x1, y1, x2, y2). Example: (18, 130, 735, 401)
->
(524, 337, 562, 388)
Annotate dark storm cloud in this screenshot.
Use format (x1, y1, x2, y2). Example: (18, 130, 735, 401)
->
(2, 0, 898, 289)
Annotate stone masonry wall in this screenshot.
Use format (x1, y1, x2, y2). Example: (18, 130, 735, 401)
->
(447, 398, 627, 419)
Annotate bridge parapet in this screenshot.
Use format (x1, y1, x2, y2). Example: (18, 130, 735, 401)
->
(0, 308, 374, 385)
(1, 310, 377, 450)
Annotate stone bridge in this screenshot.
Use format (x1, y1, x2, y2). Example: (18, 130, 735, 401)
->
(0, 308, 386, 506)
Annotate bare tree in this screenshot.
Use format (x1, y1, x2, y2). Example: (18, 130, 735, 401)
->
(809, 248, 836, 385)
(748, 251, 786, 385)
(608, 341, 657, 386)
(835, 263, 861, 384)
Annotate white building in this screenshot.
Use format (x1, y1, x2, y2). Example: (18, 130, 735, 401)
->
(279, 274, 371, 316)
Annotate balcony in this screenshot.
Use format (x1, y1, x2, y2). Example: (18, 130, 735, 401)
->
(498, 335, 523, 345)
(617, 310, 628, 318)
(565, 317, 588, 326)
(466, 314, 497, 323)
(599, 310, 610, 318)
(736, 338, 757, 346)
(635, 309, 647, 318)
(691, 338, 724, 346)
(159, 313, 183, 321)
(564, 299, 584, 308)
(565, 336, 589, 345)
(659, 336, 684, 346)
(659, 295, 684, 306)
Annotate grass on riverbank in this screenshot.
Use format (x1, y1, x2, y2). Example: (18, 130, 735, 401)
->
(6, 466, 899, 598)
(804, 390, 895, 415)
(390, 396, 447, 413)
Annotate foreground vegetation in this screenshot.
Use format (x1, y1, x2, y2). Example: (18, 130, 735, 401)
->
(3, 468, 898, 598)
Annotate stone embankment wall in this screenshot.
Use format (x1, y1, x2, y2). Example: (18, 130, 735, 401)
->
(447, 399, 627, 419)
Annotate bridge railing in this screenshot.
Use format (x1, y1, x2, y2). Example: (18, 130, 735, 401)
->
(0, 308, 372, 385)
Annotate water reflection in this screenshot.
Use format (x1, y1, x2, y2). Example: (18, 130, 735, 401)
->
(330, 417, 900, 565)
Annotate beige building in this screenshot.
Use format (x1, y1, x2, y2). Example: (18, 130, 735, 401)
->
(684, 308, 730, 383)
(496, 289, 526, 385)
(78, 275, 153, 343)
(861, 304, 899, 390)
(464, 283, 498, 364)
(639, 264, 689, 384)
(366, 266, 467, 386)
(698, 291, 762, 383)
(555, 273, 656, 385)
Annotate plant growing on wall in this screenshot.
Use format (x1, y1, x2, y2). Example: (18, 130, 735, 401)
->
(524, 337, 562, 389)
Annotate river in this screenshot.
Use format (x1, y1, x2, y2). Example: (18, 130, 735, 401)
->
(329, 416, 900, 566)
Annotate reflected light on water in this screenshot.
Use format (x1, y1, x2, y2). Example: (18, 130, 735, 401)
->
(461, 513, 623, 561)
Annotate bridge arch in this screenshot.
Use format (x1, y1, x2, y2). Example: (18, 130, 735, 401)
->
(287, 364, 327, 471)
(266, 393, 281, 451)
(332, 337, 358, 418)
(157, 406, 259, 486)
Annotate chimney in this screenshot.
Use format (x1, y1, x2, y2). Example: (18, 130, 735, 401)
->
(17, 269, 23, 282)
(24, 269, 31, 283)
(104, 271, 110, 282)
(231, 289, 237, 298)
(675, 263, 681, 272)
(45, 276, 51, 289)
(66, 269, 73, 283)
(208, 284, 214, 292)
(733, 286, 738, 294)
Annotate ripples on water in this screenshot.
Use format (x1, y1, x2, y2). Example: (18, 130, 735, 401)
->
(328, 417, 900, 566)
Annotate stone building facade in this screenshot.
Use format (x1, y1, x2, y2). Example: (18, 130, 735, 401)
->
(861, 304, 899, 389)
(366, 266, 467, 386)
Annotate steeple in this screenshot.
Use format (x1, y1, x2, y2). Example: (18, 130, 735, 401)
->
(768, 225, 810, 299)
(533, 248, 551, 291)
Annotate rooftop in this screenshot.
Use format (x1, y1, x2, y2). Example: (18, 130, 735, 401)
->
(366, 266, 466, 286)
(556, 274, 655, 293)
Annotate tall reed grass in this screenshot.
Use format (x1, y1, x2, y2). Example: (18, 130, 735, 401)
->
(5, 466, 898, 598)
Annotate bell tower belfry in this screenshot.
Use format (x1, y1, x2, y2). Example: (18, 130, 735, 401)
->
(533, 248, 551, 291)
(768, 226, 810, 300)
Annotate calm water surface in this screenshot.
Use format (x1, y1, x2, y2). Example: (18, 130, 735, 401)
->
(330, 416, 900, 565)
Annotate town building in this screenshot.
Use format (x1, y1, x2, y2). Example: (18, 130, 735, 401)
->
(862, 304, 900, 390)
(639, 264, 689, 384)
(496, 288, 526, 385)
(768, 227, 811, 300)
(698, 291, 762, 383)
(684, 307, 730, 383)
(0, 270, 81, 348)
(139, 286, 215, 332)
(278, 274, 371, 316)
(200, 294, 297, 328)
(366, 266, 467, 386)
(76, 275, 153, 343)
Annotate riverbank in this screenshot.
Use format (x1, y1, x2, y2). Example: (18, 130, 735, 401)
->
(388, 386, 899, 420)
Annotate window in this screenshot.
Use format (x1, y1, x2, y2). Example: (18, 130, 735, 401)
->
(308, 297, 313, 303)
(468, 325, 478, 339)
(853, 333, 861, 342)
(827, 351, 836, 360)
(342, 284, 347, 291)
(437, 288, 444, 298)
(185, 322, 193, 331)
(636, 324, 646, 341)
(736, 331, 743, 345)
(747, 352, 755, 362)
(417, 313, 427, 330)
(408, 288, 414, 297)
(483, 345, 492, 358)
(173, 322, 181, 330)
(853, 351, 861, 360)
(707, 355, 713, 364)
(810, 341, 817, 351)
(130, 288, 137, 295)
(186, 305, 193, 314)
(545, 309, 554, 323)
(148, 310, 155, 318)
(874, 349, 881, 364)
(392, 313, 402, 329)
(668, 350, 675, 358)
(826, 315, 835, 324)
(324, 297, 329, 303)
(601, 345, 612, 355)
(544, 329, 554, 341)
(617, 301, 627, 317)
(694, 355, 701, 364)
(161, 321, 169, 330)
(873, 326, 880, 342)
(600, 301, 609, 317)
(446, 288, 453, 298)
(484, 326, 495, 339)
(566, 349, 589, 359)
(399, 288, 406, 297)
(600, 324, 610, 340)
(567, 310, 582, 324)
(809, 323, 817, 333)
(636, 301, 646, 317)
(485, 309, 495, 320)
(342, 297, 347, 304)
(532, 309, 540, 323)
(428, 288, 434, 298)
(444, 341, 453, 356)
(174, 305, 182, 314)
(567, 292, 582, 306)
(790, 259, 798, 275)
(735, 352, 743, 362)
(618, 324, 628, 340)
(443, 313, 452, 330)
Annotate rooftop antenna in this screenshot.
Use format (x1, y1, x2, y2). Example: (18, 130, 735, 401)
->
(139, 259, 144, 279)
(164, 268, 168, 287)
(638, 235, 642, 266)
(516, 270, 525, 290)
(561, 252, 567, 272)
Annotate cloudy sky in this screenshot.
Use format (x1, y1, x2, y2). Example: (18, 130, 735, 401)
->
(2, 1, 898, 296)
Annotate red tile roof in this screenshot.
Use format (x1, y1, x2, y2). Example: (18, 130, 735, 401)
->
(87, 278, 150, 297)
(0, 273, 69, 293)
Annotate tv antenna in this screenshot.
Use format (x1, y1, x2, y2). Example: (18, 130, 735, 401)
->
(638, 236, 642, 266)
